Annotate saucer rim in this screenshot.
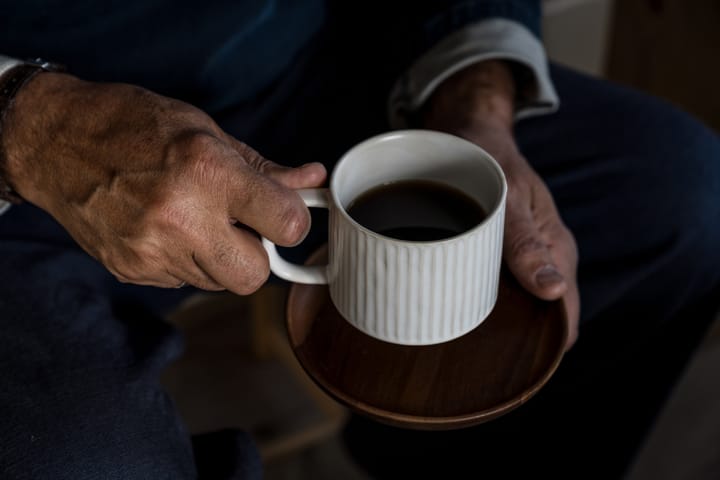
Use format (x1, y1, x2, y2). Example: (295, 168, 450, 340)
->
(286, 248, 568, 430)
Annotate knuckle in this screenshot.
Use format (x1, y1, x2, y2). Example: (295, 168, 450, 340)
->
(213, 244, 236, 269)
(506, 180, 523, 199)
(234, 142, 267, 171)
(110, 247, 166, 285)
(167, 131, 225, 179)
(137, 185, 203, 240)
(147, 198, 196, 236)
(211, 243, 269, 295)
(508, 234, 546, 259)
(179, 131, 219, 159)
(138, 251, 169, 278)
(122, 190, 195, 243)
(505, 187, 529, 212)
(506, 176, 529, 198)
(187, 153, 226, 190)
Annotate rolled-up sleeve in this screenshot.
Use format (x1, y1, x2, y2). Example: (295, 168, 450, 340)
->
(389, 0, 559, 126)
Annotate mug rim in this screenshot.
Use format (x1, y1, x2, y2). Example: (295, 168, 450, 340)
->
(329, 129, 508, 246)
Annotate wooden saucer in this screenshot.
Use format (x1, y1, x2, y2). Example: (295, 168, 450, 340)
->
(286, 245, 567, 430)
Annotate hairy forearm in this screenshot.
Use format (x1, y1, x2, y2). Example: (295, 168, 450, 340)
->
(422, 60, 516, 134)
(3, 72, 91, 206)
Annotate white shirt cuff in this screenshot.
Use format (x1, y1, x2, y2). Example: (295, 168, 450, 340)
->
(389, 18, 559, 128)
(0, 55, 22, 77)
(0, 55, 22, 216)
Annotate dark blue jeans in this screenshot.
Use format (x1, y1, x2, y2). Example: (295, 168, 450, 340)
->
(1, 27, 719, 480)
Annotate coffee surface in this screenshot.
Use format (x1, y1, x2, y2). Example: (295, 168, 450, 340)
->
(346, 180, 486, 242)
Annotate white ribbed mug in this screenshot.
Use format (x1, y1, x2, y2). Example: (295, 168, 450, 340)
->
(262, 130, 506, 345)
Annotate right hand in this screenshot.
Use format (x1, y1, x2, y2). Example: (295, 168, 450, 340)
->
(422, 61, 580, 349)
(1, 72, 326, 294)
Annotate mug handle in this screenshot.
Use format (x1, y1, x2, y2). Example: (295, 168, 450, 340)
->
(261, 188, 330, 285)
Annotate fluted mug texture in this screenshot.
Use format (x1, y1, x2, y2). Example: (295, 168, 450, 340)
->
(263, 130, 507, 345)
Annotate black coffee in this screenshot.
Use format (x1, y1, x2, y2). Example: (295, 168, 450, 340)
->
(346, 180, 486, 241)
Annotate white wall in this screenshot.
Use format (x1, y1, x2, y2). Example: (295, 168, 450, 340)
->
(542, 0, 615, 76)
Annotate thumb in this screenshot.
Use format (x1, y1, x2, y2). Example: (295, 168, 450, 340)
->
(504, 204, 567, 300)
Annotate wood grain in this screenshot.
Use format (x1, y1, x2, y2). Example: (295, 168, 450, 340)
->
(286, 246, 567, 430)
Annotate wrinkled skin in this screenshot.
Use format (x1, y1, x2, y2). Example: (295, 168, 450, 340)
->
(3, 61, 578, 348)
(424, 61, 580, 349)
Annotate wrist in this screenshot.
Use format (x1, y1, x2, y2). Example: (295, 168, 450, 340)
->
(422, 60, 516, 135)
(0, 57, 67, 204)
(2, 71, 81, 204)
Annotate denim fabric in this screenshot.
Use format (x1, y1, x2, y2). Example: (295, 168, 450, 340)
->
(0, 212, 196, 478)
(0, 210, 263, 480)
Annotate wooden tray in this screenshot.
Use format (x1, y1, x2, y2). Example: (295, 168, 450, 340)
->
(287, 245, 567, 430)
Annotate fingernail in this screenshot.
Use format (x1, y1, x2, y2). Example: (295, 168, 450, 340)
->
(535, 265, 564, 288)
(301, 162, 325, 177)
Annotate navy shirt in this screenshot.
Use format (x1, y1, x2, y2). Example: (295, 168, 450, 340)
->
(0, 1, 540, 113)
(1, 0, 325, 112)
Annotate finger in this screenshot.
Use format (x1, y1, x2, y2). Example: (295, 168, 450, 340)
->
(225, 135, 327, 189)
(106, 239, 226, 291)
(102, 249, 187, 288)
(546, 222, 580, 350)
(111, 268, 185, 289)
(226, 163, 312, 247)
(114, 275, 184, 289)
(223, 137, 325, 244)
(563, 283, 580, 350)
(167, 254, 226, 292)
(504, 198, 568, 301)
(193, 225, 270, 296)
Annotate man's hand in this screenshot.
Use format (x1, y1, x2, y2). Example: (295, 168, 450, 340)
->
(423, 61, 580, 349)
(2, 72, 326, 294)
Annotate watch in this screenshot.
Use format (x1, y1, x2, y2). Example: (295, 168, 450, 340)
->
(0, 57, 66, 204)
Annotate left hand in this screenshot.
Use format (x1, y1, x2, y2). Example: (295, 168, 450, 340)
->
(2, 72, 327, 295)
(422, 61, 580, 349)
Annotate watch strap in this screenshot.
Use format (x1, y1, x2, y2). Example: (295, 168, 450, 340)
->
(0, 64, 46, 203)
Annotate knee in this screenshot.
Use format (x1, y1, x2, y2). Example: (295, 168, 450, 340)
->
(0, 379, 195, 479)
(636, 104, 720, 281)
(587, 94, 720, 293)
(623, 98, 720, 239)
